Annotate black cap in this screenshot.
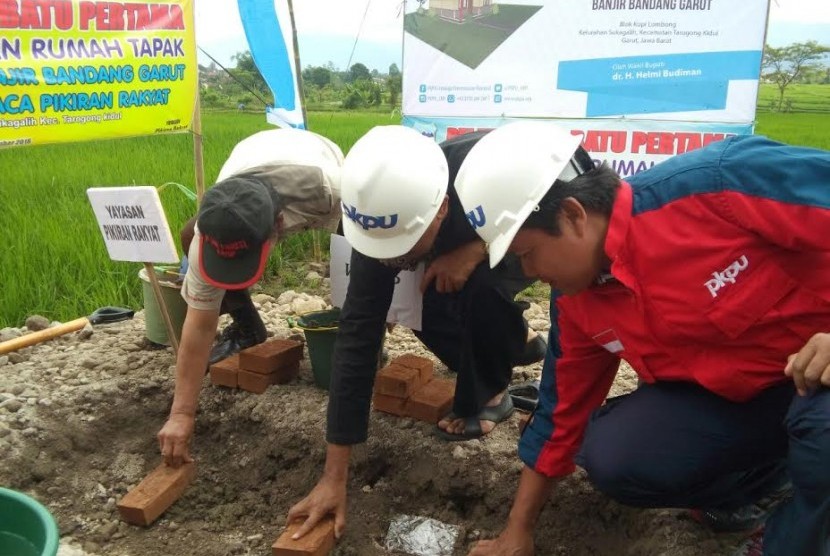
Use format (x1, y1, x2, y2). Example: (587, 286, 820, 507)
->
(197, 177, 275, 289)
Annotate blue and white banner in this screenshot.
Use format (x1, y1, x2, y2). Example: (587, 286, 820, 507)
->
(403, 115, 752, 178)
(237, 0, 304, 128)
(402, 0, 769, 123)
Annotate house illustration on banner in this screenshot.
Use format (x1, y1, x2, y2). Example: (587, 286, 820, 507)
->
(429, 0, 495, 23)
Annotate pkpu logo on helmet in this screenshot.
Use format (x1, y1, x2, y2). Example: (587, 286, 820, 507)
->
(341, 202, 399, 230)
(466, 205, 486, 230)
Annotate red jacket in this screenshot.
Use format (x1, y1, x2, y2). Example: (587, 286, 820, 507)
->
(521, 135, 830, 477)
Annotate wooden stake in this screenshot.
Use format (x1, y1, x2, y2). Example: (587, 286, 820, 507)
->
(192, 87, 205, 206)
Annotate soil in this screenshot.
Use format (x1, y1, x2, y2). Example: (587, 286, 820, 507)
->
(0, 287, 745, 556)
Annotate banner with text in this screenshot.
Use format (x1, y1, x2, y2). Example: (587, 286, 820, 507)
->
(403, 115, 751, 178)
(403, 0, 768, 122)
(0, 0, 197, 149)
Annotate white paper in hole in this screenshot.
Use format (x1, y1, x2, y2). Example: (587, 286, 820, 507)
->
(329, 234, 423, 331)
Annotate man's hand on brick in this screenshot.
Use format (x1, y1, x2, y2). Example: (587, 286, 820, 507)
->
(286, 473, 347, 540)
(157, 412, 195, 467)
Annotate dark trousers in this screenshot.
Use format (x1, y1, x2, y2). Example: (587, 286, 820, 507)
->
(180, 217, 257, 317)
(575, 381, 830, 556)
(413, 261, 531, 417)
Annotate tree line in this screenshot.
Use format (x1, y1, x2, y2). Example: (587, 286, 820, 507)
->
(198, 53, 402, 112)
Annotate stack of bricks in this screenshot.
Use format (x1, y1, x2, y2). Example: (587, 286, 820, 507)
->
(372, 354, 455, 424)
(209, 339, 304, 394)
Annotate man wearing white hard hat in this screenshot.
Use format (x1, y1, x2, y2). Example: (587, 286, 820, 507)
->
(157, 128, 343, 468)
(453, 121, 830, 556)
(288, 125, 553, 540)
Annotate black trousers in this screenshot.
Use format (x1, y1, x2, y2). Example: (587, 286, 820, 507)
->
(575, 381, 830, 556)
(414, 260, 532, 417)
(180, 217, 256, 316)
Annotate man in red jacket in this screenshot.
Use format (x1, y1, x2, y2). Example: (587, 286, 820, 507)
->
(454, 121, 830, 556)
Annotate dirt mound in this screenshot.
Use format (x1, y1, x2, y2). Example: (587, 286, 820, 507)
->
(0, 292, 740, 555)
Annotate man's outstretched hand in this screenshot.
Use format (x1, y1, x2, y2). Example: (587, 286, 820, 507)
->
(157, 412, 195, 467)
(287, 475, 348, 540)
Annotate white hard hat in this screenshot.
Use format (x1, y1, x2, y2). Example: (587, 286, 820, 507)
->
(455, 121, 583, 268)
(340, 125, 449, 259)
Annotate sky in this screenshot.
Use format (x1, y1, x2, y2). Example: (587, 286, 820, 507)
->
(194, 0, 830, 72)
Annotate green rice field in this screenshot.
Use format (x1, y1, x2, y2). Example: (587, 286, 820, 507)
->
(0, 109, 827, 327)
(0, 111, 388, 327)
(757, 83, 830, 113)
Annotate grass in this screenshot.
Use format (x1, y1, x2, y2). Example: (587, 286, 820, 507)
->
(755, 112, 830, 149)
(0, 108, 826, 327)
(0, 111, 389, 327)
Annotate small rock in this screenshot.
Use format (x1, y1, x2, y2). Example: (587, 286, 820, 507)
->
(98, 521, 118, 541)
(529, 319, 550, 332)
(168, 521, 180, 531)
(0, 424, 10, 437)
(0, 327, 22, 342)
(8, 352, 26, 364)
(246, 534, 263, 542)
(0, 356, 7, 367)
(81, 359, 99, 370)
(25, 315, 51, 331)
(252, 293, 276, 304)
(22, 427, 38, 437)
(305, 271, 322, 282)
(77, 323, 94, 340)
(452, 445, 466, 460)
(1, 399, 23, 413)
(10, 384, 24, 396)
(276, 290, 299, 305)
(290, 297, 326, 315)
(361, 485, 372, 493)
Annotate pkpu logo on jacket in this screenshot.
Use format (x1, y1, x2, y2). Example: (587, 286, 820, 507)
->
(466, 205, 486, 230)
(342, 202, 398, 230)
(704, 255, 748, 298)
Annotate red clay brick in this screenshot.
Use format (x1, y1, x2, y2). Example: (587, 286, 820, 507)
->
(374, 364, 421, 398)
(117, 462, 196, 526)
(272, 516, 335, 556)
(239, 339, 304, 374)
(372, 393, 408, 416)
(392, 353, 434, 383)
(209, 354, 239, 388)
(238, 361, 300, 394)
(405, 378, 455, 423)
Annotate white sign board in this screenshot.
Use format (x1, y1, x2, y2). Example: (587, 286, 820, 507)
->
(403, 0, 769, 122)
(330, 234, 424, 331)
(87, 186, 179, 264)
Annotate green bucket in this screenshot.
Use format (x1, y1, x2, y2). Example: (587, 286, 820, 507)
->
(138, 266, 188, 346)
(295, 308, 340, 390)
(0, 488, 59, 556)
